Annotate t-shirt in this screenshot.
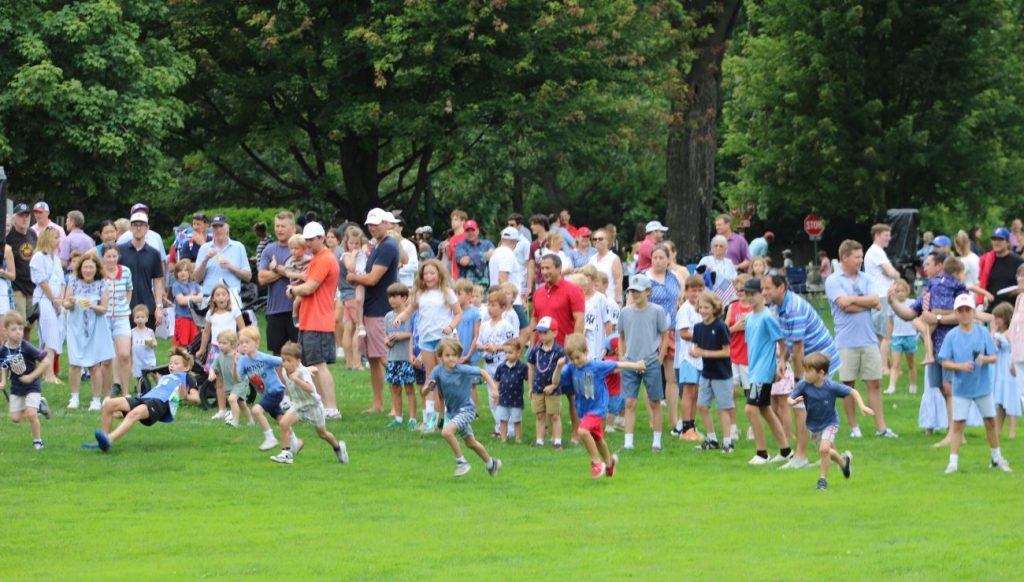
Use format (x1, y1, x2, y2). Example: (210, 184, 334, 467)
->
(890, 298, 918, 337)
(7, 227, 38, 296)
(746, 309, 783, 385)
(618, 302, 668, 365)
(172, 281, 201, 319)
(237, 351, 285, 394)
(725, 233, 750, 267)
(213, 352, 249, 395)
(428, 363, 480, 414)
(385, 310, 413, 362)
(864, 244, 895, 296)
(131, 327, 156, 376)
(528, 343, 565, 394)
(674, 301, 702, 371)
(456, 305, 481, 363)
(825, 270, 878, 349)
(285, 364, 322, 410)
(987, 253, 1024, 310)
(790, 379, 852, 431)
(298, 247, 339, 333)
(142, 371, 187, 405)
(693, 319, 732, 380)
(105, 266, 134, 319)
(560, 360, 618, 418)
(488, 245, 525, 305)
(118, 241, 164, 314)
(258, 242, 294, 316)
(0, 340, 46, 395)
(583, 292, 613, 361)
(207, 308, 241, 347)
(363, 236, 400, 318)
(195, 239, 250, 295)
(937, 324, 996, 398)
(416, 288, 458, 343)
(726, 300, 751, 365)
(477, 318, 517, 376)
(494, 360, 528, 408)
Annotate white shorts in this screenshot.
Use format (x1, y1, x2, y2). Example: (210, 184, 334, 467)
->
(494, 405, 523, 423)
(952, 394, 995, 422)
(292, 404, 326, 428)
(9, 392, 41, 413)
(731, 363, 749, 389)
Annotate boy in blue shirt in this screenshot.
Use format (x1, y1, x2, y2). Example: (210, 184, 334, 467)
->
(742, 278, 792, 465)
(423, 338, 502, 478)
(938, 294, 1013, 474)
(93, 346, 192, 452)
(560, 333, 646, 479)
(236, 326, 301, 453)
(789, 352, 874, 490)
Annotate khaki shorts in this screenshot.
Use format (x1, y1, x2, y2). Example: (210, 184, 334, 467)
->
(9, 392, 41, 413)
(13, 290, 29, 319)
(839, 346, 882, 382)
(530, 392, 561, 416)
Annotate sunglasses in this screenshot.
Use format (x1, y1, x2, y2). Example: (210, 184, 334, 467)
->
(592, 237, 606, 242)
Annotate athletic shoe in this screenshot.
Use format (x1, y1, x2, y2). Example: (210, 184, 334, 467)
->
(670, 426, 683, 437)
(876, 428, 899, 439)
(680, 429, 702, 442)
(883, 386, 896, 395)
(226, 418, 240, 428)
(605, 425, 616, 433)
(111, 383, 122, 397)
(695, 439, 720, 451)
(722, 443, 735, 454)
(335, 347, 345, 359)
(223, 412, 234, 424)
(730, 426, 740, 442)
(259, 436, 279, 451)
(33, 440, 44, 450)
(842, 451, 853, 478)
(38, 397, 51, 419)
(553, 443, 563, 450)
(407, 418, 418, 430)
(454, 462, 471, 477)
(211, 410, 227, 420)
(88, 398, 101, 412)
(591, 461, 607, 479)
(488, 458, 502, 477)
(421, 411, 438, 433)
(67, 397, 80, 410)
(991, 458, 1013, 472)
(849, 426, 863, 438)
(748, 454, 769, 465)
(324, 408, 342, 420)
(651, 444, 662, 453)
(95, 429, 111, 452)
(294, 438, 304, 456)
(270, 450, 294, 464)
(909, 385, 918, 395)
(779, 457, 811, 471)
(746, 426, 754, 440)
(336, 440, 349, 464)
(385, 418, 403, 429)
(816, 478, 827, 490)
(944, 463, 958, 474)
(768, 452, 793, 464)
(606, 454, 618, 477)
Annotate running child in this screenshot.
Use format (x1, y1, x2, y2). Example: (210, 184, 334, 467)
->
(885, 278, 919, 395)
(423, 338, 502, 478)
(93, 346, 192, 452)
(269, 341, 349, 465)
(0, 312, 52, 449)
(618, 274, 669, 451)
(689, 292, 735, 453)
(938, 294, 1012, 473)
(236, 326, 300, 452)
(197, 283, 244, 420)
(674, 274, 705, 441)
(560, 333, 646, 478)
(205, 330, 254, 427)
(171, 259, 203, 347)
(788, 352, 874, 490)
(384, 283, 417, 429)
(742, 278, 792, 465)
(494, 338, 528, 443)
(130, 304, 157, 397)
(528, 316, 566, 448)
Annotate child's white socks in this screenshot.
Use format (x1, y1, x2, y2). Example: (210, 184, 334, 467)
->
(652, 432, 662, 447)
(624, 433, 634, 448)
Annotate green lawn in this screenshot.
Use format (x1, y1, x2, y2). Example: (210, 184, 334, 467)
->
(3, 302, 1023, 579)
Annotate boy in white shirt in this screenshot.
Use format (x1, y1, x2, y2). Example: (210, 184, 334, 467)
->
(674, 275, 705, 441)
(477, 290, 518, 435)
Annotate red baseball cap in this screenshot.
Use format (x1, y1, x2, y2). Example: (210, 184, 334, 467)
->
(464, 219, 479, 231)
(577, 226, 592, 238)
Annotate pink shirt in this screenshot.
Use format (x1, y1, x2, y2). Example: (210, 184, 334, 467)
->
(1009, 293, 1024, 362)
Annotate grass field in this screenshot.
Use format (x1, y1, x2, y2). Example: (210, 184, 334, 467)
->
(3, 303, 1023, 580)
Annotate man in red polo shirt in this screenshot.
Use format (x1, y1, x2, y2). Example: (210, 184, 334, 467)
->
(532, 254, 585, 345)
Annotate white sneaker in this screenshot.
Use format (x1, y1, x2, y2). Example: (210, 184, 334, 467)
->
(876, 428, 899, 439)
(454, 462, 471, 477)
(748, 454, 769, 465)
(944, 463, 958, 474)
(850, 426, 863, 438)
(909, 385, 918, 395)
(270, 450, 294, 464)
(88, 398, 102, 411)
(259, 436, 279, 451)
(730, 426, 740, 442)
(223, 411, 234, 424)
(991, 458, 1013, 472)
(746, 426, 755, 440)
(336, 347, 345, 359)
(883, 386, 896, 395)
(768, 452, 793, 464)
(779, 457, 810, 470)
(67, 397, 80, 410)
(336, 441, 349, 464)
(226, 418, 239, 428)
(211, 410, 227, 420)
(324, 408, 341, 420)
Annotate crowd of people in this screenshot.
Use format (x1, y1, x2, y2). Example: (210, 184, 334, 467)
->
(2, 201, 1022, 486)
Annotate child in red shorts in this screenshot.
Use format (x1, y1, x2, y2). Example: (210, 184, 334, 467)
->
(604, 336, 624, 431)
(171, 260, 203, 347)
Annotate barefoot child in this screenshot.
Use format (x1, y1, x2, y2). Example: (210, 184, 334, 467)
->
(560, 333, 646, 478)
(206, 330, 254, 427)
(423, 338, 502, 478)
(689, 292, 735, 453)
(494, 339, 528, 443)
(886, 278, 919, 395)
(93, 346, 191, 452)
(384, 283, 417, 429)
(269, 342, 348, 464)
(788, 352, 874, 490)
(236, 326, 299, 452)
(0, 312, 53, 449)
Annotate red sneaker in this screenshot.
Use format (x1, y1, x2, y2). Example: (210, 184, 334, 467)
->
(591, 461, 607, 479)
(606, 454, 618, 477)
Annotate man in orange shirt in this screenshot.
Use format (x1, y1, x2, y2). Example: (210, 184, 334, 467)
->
(287, 222, 341, 419)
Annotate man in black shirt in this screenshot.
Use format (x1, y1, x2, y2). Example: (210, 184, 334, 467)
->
(118, 212, 165, 330)
(984, 227, 1024, 311)
(7, 203, 37, 320)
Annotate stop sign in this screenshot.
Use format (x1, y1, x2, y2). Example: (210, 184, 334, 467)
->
(804, 214, 824, 239)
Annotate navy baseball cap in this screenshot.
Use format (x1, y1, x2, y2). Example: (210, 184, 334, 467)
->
(13, 203, 30, 215)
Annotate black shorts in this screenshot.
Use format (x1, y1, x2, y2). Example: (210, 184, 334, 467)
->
(266, 312, 298, 355)
(299, 330, 336, 366)
(125, 396, 170, 426)
(413, 363, 426, 385)
(746, 382, 772, 407)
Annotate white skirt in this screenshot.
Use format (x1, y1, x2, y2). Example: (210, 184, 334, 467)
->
(36, 299, 66, 354)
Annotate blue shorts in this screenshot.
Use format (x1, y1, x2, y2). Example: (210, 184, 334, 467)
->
(385, 360, 416, 385)
(259, 390, 285, 419)
(413, 363, 426, 385)
(418, 338, 440, 353)
(891, 335, 918, 353)
(608, 395, 625, 414)
(621, 362, 665, 401)
(677, 361, 701, 385)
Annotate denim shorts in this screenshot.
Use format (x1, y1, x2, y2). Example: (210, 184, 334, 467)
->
(621, 362, 664, 401)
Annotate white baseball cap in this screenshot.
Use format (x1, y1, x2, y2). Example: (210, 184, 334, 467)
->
(645, 220, 669, 233)
(953, 294, 975, 311)
(129, 212, 148, 224)
(365, 208, 387, 225)
(500, 226, 520, 241)
(380, 211, 398, 224)
(302, 221, 325, 239)
(535, 316, 557, 333)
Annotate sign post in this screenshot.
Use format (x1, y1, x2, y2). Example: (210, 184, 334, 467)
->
(804, 214, 824, 262)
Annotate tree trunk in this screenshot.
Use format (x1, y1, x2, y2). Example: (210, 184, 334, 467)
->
(340, 134, 381, 219)
(665, 1, 742, 262)
(512, 170, 524, 215)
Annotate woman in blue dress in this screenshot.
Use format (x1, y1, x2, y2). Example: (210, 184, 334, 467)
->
(62, 251, 114, 411)
(643, 244, 682, 432)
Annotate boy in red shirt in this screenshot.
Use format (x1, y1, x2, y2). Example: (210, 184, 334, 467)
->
(725, 274, 752, 441)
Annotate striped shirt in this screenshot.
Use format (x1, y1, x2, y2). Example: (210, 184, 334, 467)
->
(774, 291, 841, 375)
(106, 265, 133, 318)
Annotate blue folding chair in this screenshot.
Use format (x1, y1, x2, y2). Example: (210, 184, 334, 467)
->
(786, 267, 808, 295)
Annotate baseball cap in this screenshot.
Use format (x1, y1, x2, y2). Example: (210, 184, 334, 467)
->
(577, 226, 592, 238)
(764, 231, 775, 240)
(500, 226, 520, 241)
(932, 235, 952, 248)
(415, 226, 433, 235)
(33, 201, 49, 212)
(130, 203, 149, 214)
(211, 214, 228, 226)
(744, 278, 762, 294)
(380, 211, 398, 224)
(953, 294, 975, 310)
(645, 220, 669, 233)
(535, 316, 557, 333)
(991, 227, 1011, 241)
(129, 212, 149, 224)
(464, 219, 479, 231)
(302, 221, 325, 239)
(13, 203, 30, 215)
(365, 208, 387, 225)
(627, 274, 652, 292)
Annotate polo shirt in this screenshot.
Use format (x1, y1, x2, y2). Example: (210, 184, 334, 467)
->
(532, 278, 585, 345)
(118, 241, 163, 312)
(725, 233, 749, 267)
(195, 238, 251, 295)
(825, 270, 878, 349)
(774, 291, 840, 374)
(58, 228, 96, 268)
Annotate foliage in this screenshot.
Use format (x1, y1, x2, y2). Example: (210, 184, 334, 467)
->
(719, 0, 1024, 223)
(0, 0, 193, 214)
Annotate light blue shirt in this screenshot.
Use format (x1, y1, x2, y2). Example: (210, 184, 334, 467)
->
(825, 270, 879, 349)
(746, 309, 783, 385)
(749, 237, 769, 258)
(937, 325, 996, 399)
(196, 238, 251, 296)
(237, 352, 285, 394)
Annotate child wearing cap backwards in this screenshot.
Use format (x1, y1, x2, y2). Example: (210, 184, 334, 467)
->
(528, 316, 566, 448)
(788, 352, 874, 490)
(938, 293, 1012, 473)
(560, 333, 646, 478)
(742, 278, 793, 465)
(618, 273, 670, 451)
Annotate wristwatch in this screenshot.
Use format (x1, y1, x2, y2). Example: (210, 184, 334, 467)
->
(936, 314, 943, 322)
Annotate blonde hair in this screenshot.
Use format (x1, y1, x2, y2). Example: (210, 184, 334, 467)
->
(487, 290, 509, 307)
(566, 273, 587, 288)
(168, 346, 195, 370)
(411, 259, 453, 301)
(4, 311, 26, 328)
(579, 265, 599, 281)
(132, 304, 150, 319)
(454, 279, 475, 294)
(287, 234, 306, 250)
(954, 230, 971, 257)
(34, 228, 60, 255)
(893, 278, 910, 294)
(239, 326, 261, 344)
(217, 329, 238, 347)
(697, 291, 723, 318)
(173, 259, 195, 277)
(750, 256, 770, 277)
(436, 338, 462, 358)
(564, 333, 587, 359)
